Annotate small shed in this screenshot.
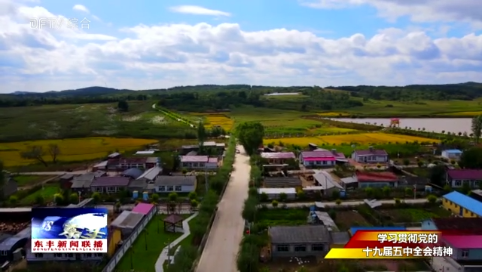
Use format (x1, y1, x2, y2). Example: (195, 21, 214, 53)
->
(340, 176, 358, 190)
(122, 168, 144, 179)
(441, 149, 463, 160)
(135, 150, 155, 155)
(93, 160, 108, 171)
(258, 188, 296, 200)
(108, 152, 121, 159)
(110, 211, 144, 237)
(132, 203, 155, 215)
(0, 226, 30, 261)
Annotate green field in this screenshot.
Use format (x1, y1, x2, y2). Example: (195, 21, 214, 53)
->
(12, 175, 56, 187)
(228, 107, 358, 134)
(19, 184, 60, 205)
(116, 214, 187, 272)
(341, 98, 482, 117)
(0, 101, 195, 142)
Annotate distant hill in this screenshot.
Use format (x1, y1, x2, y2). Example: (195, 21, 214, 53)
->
(9, 86, 134, 97)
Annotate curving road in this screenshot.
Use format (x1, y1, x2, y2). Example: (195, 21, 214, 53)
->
(195, 145, 250, 272)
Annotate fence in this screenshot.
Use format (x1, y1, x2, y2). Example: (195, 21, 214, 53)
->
(101, 205, 158, 272)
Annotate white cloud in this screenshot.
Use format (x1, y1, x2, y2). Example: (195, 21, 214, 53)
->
(0, 0, 481, 92)
(301, 0, 482, 28)
(73, 4, 89, 13)
(169, 5, 230, 17)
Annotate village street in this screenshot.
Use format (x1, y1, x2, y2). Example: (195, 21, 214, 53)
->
(195, 145, 250, 272)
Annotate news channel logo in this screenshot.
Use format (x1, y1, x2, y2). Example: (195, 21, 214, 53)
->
(31, 208, 108, 253)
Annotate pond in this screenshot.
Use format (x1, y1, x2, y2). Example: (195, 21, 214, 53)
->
(331, 118, 471, 134)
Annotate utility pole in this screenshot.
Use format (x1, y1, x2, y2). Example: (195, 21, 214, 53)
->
(413, 184, 416, 200)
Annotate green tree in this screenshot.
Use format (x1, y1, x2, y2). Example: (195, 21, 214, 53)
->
(188, 192, 197, 200)
(197, 122, 207, 145)
(382, 186, 391, 197)
(35, 195, 45, 206)
(151, 193, 160, 203)
(242, 197, 258, 222)
(427, 194, 437, 204)
(168, 192, 178, 202)
(53, 193, 63, 204)
(117, 100, 129, 112)
(237, 122, 265, 155)
(403, 159, 410, 166)
(92, 192, 101, 204)
(459, 147, 482, 169)
(279, 192, 287, 202)
(69, 193, 78, 204)
(429, 165, 446, 186)
(260, 192, 268, 202)
(9, 195, 18, 206)
(472, 115, 482, 143)
(271, 200, 278, 207)
(237, 242, 260, 272)
(190, 199, 199, 209)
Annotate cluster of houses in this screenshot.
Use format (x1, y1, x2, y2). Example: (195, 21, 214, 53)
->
(57, 143, 226, 196)
(256, 145, 475, 200)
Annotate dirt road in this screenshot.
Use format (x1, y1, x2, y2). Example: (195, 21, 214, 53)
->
(195, 145, 250, 272)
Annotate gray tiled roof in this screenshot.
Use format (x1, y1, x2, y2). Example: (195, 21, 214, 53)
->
(91, 176, 131, 187)
(137, 166, 162, 181)
(110, 211, 144, 229)
(330, 231, 350, 245)
(269, 225, 329, 244)
(155, 175, 196, 186)
(128, 179, 147, 189)
(71, 173, 95, 188)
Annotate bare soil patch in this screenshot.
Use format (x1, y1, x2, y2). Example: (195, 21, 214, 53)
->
(335, 210, 371, 231)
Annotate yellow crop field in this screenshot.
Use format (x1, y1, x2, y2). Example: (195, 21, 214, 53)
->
(205, 114, 234, 130)
(264, 133, 439, 146)
(0, 137, 156, 167)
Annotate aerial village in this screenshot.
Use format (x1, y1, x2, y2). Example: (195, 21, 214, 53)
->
(0, 134, 481, 272)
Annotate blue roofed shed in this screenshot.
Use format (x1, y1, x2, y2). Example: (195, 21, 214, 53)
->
(441, 149, 462, 160)
(349, 226, 406, 236)
(0, 226, 31, 260)
(442, 191, 482, 217)
(122, 168, 144, 179)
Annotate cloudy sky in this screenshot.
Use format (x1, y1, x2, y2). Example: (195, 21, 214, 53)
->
(0, 0, 481, 93)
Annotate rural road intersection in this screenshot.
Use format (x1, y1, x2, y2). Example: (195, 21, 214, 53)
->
(195, 145, 250, 272)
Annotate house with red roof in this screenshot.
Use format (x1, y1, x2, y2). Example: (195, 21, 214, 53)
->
(446, 169, 482, 188)
(299, 149, 346, 167)
(261, 152, 296, 164)
(355, 171, 398, 188)
(351, 147, 388, 163)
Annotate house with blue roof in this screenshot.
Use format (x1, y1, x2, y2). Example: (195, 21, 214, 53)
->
(442, 191, 482, 218)
(441, 149, 462, 160)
